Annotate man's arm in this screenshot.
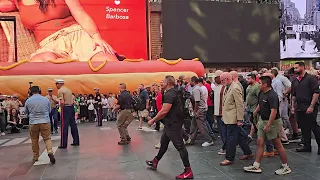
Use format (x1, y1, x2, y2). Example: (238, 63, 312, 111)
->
(233, 87, 244, 121)
(0, 0, 18, 12)
(151, 103, 172, 123)
(273, 82, 283, 101)
(309, 76, 320, 109)
(193, 89, 201, 113)
(144, 91, 150, 109)
(253, 104, 260, 117)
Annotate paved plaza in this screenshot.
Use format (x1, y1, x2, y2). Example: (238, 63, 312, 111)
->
(1, 120, 320, 180)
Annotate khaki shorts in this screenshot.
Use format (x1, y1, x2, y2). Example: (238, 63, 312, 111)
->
(138, 109, 149, 118)
(31, 24, 103, 61)
(257, 117, 283, 140)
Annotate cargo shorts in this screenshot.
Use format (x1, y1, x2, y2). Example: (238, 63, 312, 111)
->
(257, 116, 282, 140)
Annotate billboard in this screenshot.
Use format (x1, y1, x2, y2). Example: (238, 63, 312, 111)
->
(280, 0, 320, 59)
(0, 0, 205, 98)
(162, 0, 280, 63)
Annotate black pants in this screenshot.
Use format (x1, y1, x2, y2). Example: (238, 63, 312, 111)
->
(226, 124, 252, 161)
(88, 110, 95, 122)
(155, 123, 190, 167)
(296, 109, 320, 149)
(97, 108, 103, 126)
(0, 113, 5, 132)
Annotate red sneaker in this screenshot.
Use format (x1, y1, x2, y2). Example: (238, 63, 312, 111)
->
(146, 158, 159, 170)
(176, 167, 194, 179)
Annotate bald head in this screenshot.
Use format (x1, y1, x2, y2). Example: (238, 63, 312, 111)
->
(220, 72, 233, 86)
(230, 71, 239, 82)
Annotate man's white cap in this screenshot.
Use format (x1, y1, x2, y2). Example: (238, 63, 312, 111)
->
(271, 67, 279, 71)
(94, 87, 99, 90)
(48, 88, 53, 91)
(55, 79, 64, 84)
(215, 70, 223, 77)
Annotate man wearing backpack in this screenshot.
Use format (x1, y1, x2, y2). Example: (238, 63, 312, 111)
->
(137, 84, 149, 129)
(146, 75, 194, 180)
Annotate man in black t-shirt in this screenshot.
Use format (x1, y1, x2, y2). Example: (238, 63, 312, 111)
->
(146, 75, 193, 180)
(244, 76, 291, 175)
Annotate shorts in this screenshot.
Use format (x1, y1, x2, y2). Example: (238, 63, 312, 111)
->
(30, 24, 103, 61)
(138, 109, 149, 118)
(257, 117, 282, 140)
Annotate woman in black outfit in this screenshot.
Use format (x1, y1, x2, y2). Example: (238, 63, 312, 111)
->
(8, 109, 23, 133)
(79, 96, 88, 122)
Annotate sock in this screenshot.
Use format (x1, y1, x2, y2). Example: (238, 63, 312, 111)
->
(282, 163, 288, 168)
(253, 162, 260, 168)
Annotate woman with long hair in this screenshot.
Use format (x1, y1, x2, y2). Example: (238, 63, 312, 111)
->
(0, 0, 121, 62)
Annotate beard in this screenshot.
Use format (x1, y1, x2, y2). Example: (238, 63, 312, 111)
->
(295, 71, 302, 75)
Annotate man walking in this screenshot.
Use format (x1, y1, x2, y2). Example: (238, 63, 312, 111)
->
(25, 86, 55, 164)
(244, 76, 291, 175)
(292, 62, 320, 153)
(55, 79, 80, 149)
(114, 83, 134, 145)
(46, 88, 59, 134)
(188, 76, 214, 147)
(146, 75, 193, 179)
(220, 72, 253, 166)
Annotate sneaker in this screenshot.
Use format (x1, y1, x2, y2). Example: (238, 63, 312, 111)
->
(202, 141, 214, 147)
(244, 164, 262, 173)
(289, 134, 301, 143)
(263, 151, 275, 157)
(218, 149, 226, 155)
(155, 143, 161, 149)
(275, 165, 292, 175)
(146, 158, 159, 170)
(281, 140, 290, 145)
(0, 132, 4, 136)
(185, 138, 192, 145)
(118, 140, 128, 145)
(176, 167, 194, 179)
(136, 127, 143, 130)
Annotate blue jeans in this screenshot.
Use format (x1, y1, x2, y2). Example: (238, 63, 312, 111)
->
(265, 140, 274, 152)
(217, 116, 227, 150)
(50, 108, 58, 132)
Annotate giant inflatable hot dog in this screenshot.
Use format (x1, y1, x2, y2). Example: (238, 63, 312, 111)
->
(0, 58, 205, 99)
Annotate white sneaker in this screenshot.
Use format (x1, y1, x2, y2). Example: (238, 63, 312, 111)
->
(244, 164, 262, 173)
(184, 138, 191, 145)
(155, 143, 161, 149)
(275, 165, 292, 175)
(1, 132, 5, 136)
(202, 141, 214, 147)
(218, 149, 226, 155)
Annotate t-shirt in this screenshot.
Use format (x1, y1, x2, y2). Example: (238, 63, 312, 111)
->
(162, 88, 180, 125)
(258, 89, 280, 120)
(139, 89, 149, 109)
(246, 83, 260, 112)
(192, 85, 208, 111)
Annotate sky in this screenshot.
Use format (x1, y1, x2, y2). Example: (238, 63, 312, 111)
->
(290, 0, 306, 19)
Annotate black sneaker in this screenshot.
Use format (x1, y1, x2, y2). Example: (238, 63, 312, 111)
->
(281, 140, 290, 145)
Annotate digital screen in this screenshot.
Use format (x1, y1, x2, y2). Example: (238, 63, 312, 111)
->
(280, 0, 320, 59)
(162, 0, 280, 63)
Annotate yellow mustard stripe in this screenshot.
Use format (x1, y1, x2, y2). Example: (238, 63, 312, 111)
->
(157, 58, 182, 65)
(123, 59, 144, 62)
(48, 59, 80, 64)
(0, 60, 29, 70)
(192, 58, 199, 61)
(87, 59, 107, 72)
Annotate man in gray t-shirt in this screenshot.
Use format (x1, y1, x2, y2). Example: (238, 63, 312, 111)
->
(187, 76, 214, 147)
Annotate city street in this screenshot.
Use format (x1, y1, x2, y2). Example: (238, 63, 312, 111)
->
(280, 39, 320, 59)
(1, 120, 320, 180)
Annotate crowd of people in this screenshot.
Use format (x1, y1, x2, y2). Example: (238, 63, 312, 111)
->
(1, 61, 320, 179)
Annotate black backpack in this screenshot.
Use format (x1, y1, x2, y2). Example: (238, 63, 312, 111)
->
(175, 86, 194, 119)
(132, 95, 145, 111)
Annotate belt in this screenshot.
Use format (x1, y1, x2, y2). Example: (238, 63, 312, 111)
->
(64, 104, 73, 106)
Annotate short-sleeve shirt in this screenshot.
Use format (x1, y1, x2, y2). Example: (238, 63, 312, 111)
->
(58, 86, 73, 105)
(162, 88, 180, 125)
(192, 85, 208, 110)
(292, 73, 320, 111)
(246, 83, 260, 112)
(139, 89, 149, 109)
(46, 95, 58, 108)
(117, 90, 133, 110)
(258, 89, 280, 120)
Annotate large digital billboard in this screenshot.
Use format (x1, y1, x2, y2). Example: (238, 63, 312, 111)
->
(280, 0, 320, 59)
(0, 0, 205, 98)
(162, 0, 280, 63)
